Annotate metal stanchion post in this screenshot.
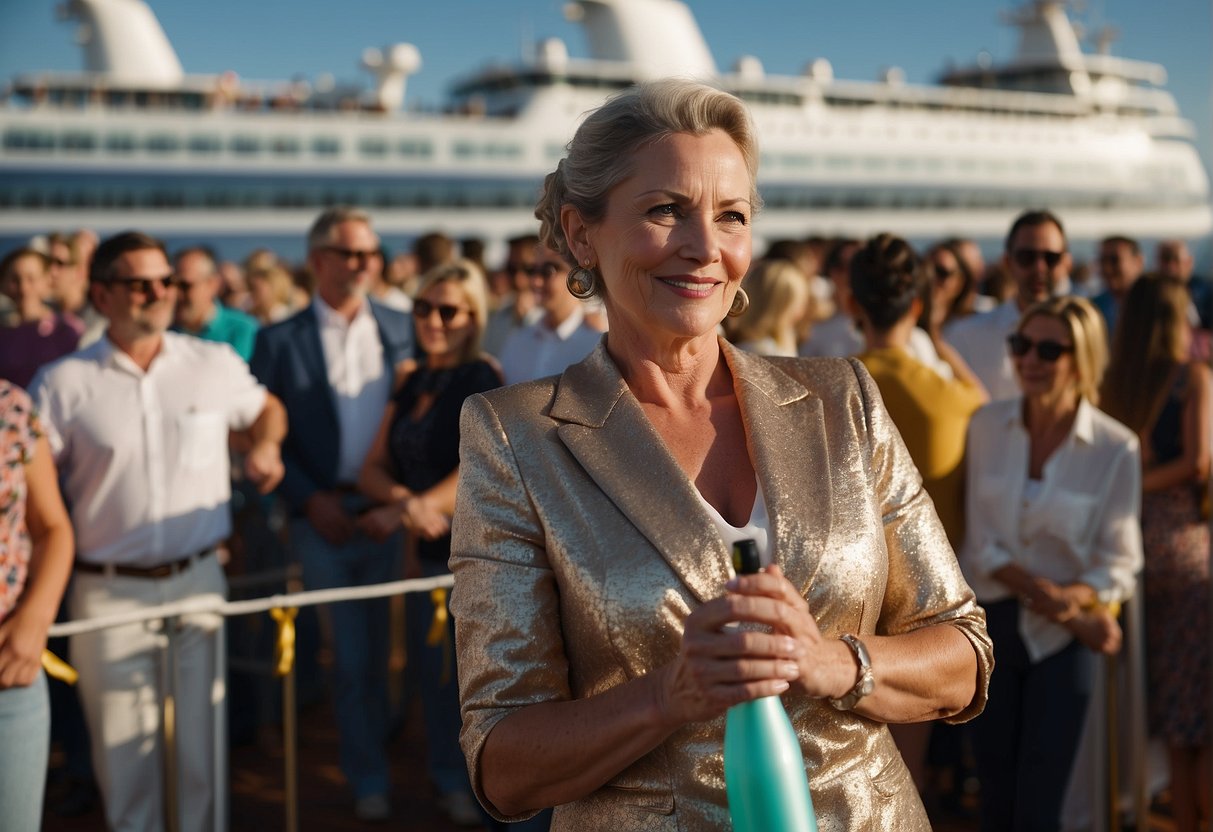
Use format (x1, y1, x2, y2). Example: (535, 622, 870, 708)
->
(214, 617, 229, 832)
(1106, 652, 1119, 832)
(162, 615, 181, 832)
(1125, 593, 1149, 832)
(284, 661, 299, 832)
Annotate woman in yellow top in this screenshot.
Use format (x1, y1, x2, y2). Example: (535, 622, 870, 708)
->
(850, 234, 987, 547)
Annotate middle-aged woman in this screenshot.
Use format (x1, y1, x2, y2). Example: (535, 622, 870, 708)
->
(358, 259, 503, 827)
(1102, 276, 1211, 832)
(449, 78, 993, 831)
(0, 248, 85, 388)
(0, 379, 75, 832)
(961, 295, 1142, 832)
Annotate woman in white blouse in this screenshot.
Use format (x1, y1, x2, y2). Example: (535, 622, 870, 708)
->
(961, 295, 1142, 832)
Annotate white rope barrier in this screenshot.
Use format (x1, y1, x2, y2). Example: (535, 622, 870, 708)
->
(46, 574, 455, 638)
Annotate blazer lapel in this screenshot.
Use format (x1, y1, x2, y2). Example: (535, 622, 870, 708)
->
(723, 344, 832, 599)
(553, 344, 732, 604)
(300, 306, 340, 428)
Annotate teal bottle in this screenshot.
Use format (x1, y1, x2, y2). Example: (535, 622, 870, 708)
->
(724, 539, 818, 832)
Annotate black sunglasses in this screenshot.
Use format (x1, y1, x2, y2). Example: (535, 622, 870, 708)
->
(1007, 332, 1073, 362)
(933, 264, 959, 281)
(106, 274, 179, 294)
(526, 263, 563, 279)
(412, 299, 468, 324)
(323, 246, 380, 264)
(1011, 248, 1064, 270)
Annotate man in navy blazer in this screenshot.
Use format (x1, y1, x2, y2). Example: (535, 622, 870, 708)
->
(251, 207, 413, 821)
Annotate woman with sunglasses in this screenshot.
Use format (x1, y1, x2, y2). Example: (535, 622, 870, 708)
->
(961, 295, 1142, 832)
(1102, 276, 1211, 832)
(358, 258, 502, 827)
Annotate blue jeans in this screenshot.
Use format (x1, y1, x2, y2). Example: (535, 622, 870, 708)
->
(973, 599, 1094, 832)
(407, 558, 473, 797)
(0, 671, 50, 832)
(292, 518, 398, 799)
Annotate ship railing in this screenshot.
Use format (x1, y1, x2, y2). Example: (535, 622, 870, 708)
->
(41, 568, 1185, 831)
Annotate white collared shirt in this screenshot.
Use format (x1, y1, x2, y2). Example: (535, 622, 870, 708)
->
(497, 305, 603, 386)
(313, 297, 393, 484)
(960, 396, 1142, 661)
(30, 332, 267, 567)
(944, 300, 1023, 402)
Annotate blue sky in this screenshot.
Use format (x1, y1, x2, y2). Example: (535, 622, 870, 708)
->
(0, 1, 1209, 173)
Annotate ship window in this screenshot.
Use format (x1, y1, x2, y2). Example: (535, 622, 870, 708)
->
(271, 137, 301, 156)
(104, 133, 137, 154)
(359, 137, 388, 157)
(3, 129, 52, 151)
(230, 135, 262, 155)
(312, 137, 341, 156)
(484, 144, 522, 160)
(189, 135, 222, 154)
(452, 141, 476, 159)
(146, 134, 181, 153)
(61, 131, 96, 152)
(397, 139, 433, 157)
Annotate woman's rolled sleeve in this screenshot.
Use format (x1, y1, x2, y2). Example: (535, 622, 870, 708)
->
(1078, 438, 1143, 601)
(450, 394, 571, 821)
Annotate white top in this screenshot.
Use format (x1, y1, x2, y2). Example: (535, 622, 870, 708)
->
(497, 305, 603, 386)
(313, 297, 393, 484)
(943, 300, 1023, 402)
(960, 396, 1142, 662)
(800, 316, 952, 379)
(695, 481, 773, 574)
(799, 314, 862, 358)
(30, 332, 267, 567)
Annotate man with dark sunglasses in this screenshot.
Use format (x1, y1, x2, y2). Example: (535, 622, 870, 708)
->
(28, 230, 287, 831)
(250, 207, 414, 822)
(481, 233, 541, 356)
(945, 209, 1071, 401)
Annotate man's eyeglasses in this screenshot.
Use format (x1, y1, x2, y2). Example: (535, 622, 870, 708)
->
(323, 246, 380, 264)
(105, 275, 179, 294)
(1011, 249, 1064, 270)
(1007, 332, 1073, 362)
(413, 299, 469, 325)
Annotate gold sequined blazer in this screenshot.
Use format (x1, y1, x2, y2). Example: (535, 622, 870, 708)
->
(450, 339, 993, 832)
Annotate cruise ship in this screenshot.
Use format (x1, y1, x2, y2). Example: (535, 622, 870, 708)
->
(1, 0, 1208, 260)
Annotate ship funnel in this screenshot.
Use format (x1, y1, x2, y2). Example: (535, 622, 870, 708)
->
(59, 0, 184, 87)
(1007, 0, 1085, 69)
(566, 0, 717, 81)
(362, 43, 421, 112)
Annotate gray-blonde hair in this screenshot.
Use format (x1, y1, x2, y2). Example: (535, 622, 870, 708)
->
(307, 206, 376, 251)
(535, 79, 760, 271)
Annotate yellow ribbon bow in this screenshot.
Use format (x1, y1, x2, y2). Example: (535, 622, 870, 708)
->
(426, 588, 453, 685)
(41, 649, 78, 685)
(270, 607, 298, 677)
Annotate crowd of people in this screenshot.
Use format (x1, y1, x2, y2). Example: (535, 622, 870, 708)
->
(0, 78, 1210, 832)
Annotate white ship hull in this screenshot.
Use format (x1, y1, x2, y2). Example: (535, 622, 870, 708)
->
(2, 0, 1208, 258)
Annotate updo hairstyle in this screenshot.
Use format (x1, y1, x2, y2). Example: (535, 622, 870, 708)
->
(848, 233, 925, 331)
(535, 79, 760, 288)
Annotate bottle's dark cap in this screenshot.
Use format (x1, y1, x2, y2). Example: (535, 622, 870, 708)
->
(732, 539, 761, 575)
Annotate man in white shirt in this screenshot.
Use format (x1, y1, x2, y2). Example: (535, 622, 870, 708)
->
(250, 207, 413, 821)
(945, 210, 1072, 401)
(498, 243, 603, 385)
(30, 231, 286, 832)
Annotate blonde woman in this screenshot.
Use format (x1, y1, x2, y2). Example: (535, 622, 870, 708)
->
(726, 257, 811, 356)
(962, 296, 1141, 831)
(358, 258, 502, 827)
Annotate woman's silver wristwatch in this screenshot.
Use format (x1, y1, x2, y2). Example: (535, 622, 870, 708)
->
(829, 633, 875, 711)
